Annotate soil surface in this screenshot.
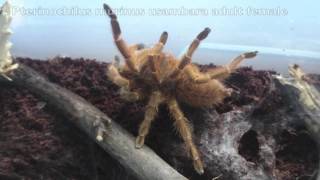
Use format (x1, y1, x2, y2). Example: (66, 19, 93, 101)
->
(0, 57, 318, 180)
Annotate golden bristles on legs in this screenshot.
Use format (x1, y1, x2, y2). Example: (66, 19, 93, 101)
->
(185, 51, 258, 83)
(167, 98, 204, 174)
(135, 91, 164, 148)
(103, 3, 258, 175)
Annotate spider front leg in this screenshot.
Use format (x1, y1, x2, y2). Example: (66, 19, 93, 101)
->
(134, 32, 168, 63)
(167, 98, 204, 174)
(107, 61, 142, 102)
(107, 63, 130, 89)
(170, 28, 211, 78)
(186, 51, 258, 83)
(104, 4, 138, 72)
(119, 88, 142, 102)
(129, 43, 145, 52)
(212, 51, 258, 80)
(136, 91, 164, 148)
(152, 31, 168, 53)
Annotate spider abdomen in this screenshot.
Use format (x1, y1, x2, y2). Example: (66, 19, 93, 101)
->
(176, 77, 229, 108)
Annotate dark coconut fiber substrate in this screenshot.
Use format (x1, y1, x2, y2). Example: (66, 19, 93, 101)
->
(0, 57, 318, 180)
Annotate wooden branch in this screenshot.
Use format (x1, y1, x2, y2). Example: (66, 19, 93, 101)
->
(1, 64, 187, 180)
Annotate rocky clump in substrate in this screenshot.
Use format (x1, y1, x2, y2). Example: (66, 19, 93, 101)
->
(0, 57, 318, 180)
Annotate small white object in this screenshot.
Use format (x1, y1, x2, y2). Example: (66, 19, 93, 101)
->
(96, 135, 103, 142)
(0, 0, 18, 81)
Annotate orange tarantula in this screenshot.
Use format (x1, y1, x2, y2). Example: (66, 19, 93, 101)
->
(103, 4, 258, 174)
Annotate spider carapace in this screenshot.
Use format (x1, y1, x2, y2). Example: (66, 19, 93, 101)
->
(103, 3, 258, 174)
